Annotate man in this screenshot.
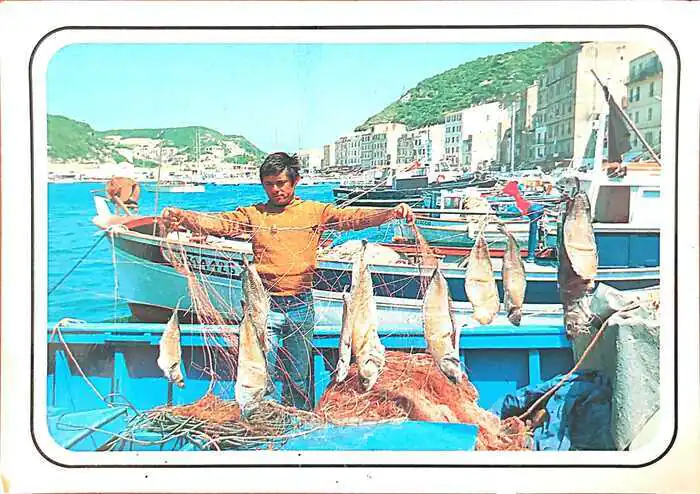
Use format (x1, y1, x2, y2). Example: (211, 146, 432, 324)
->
(162, 152, 414, 410)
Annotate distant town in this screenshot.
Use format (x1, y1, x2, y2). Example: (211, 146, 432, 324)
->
(48, 42, 662, 183)
(296, 43, 661, 177)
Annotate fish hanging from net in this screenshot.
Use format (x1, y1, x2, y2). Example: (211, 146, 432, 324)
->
(109, 211, 536, 451)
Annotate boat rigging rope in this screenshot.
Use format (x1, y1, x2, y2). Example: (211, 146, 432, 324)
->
(48, 232, 107, 296)
(516, 299, 648, 421)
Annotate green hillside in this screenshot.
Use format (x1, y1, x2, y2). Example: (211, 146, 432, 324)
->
(357, 42, 579, 131)
(47, 115, 266, 165)
(98, 126, 266, 162)
(47, 115, 110, 161)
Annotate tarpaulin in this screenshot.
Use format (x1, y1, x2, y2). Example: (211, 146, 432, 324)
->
(489, 371, 616, 451)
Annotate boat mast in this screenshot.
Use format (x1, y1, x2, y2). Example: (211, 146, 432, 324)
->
(510, 100, 516, 174)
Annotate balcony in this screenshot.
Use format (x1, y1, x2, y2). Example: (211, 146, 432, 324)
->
(627, 57, 663, 84)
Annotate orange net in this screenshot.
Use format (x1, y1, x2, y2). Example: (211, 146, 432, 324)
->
(317, 351, 531, 451)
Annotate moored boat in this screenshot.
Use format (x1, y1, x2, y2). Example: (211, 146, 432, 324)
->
(92, 197, 659, 330)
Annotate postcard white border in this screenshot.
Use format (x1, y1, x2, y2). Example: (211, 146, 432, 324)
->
(1, 1, 698, 493)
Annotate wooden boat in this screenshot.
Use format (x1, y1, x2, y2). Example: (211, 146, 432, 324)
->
(332, 173, 498, 208)
(90, 196, 659, 329)
(45, 317, 573, 451)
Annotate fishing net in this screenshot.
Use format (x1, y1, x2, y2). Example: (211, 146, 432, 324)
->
(111, 394, 322, 451)
(134, 211, 532, 452)
(317, 351, 530, 451)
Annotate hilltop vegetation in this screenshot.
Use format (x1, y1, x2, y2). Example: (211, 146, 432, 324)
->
(47, 115, 112, 162)
(357, 42, 578, 131)
(47, 115, 266, 167)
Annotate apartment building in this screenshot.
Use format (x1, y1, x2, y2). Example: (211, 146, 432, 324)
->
(533, 41, 649, 164)
(624, 51, 662, 155)
(334, 132, 364, 168)
(396, 124, 445, 166)
(322, 143, 336, 170)
(444, 102, 509, 172)
(368, 123, 407, 169)
(297, 147, 324, 173)
(513, 82, 540, 165)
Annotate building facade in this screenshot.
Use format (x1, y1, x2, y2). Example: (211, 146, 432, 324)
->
(334, 133, 363, 168)
(624, 51, 662, 155)
(444, 102, 509, 172)
(297, 147, 324, 173)
(396, 124, 445, 166)
(321, 143, 336, 170)
(532, 41, 650, 165)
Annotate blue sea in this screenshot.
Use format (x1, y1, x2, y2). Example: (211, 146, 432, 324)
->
(47, 182, 396, 323)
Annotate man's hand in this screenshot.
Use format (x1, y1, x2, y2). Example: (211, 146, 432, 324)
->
(393, 203, 415, 225)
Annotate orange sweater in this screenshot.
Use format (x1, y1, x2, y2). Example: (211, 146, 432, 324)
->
(181, 198, 395, 295)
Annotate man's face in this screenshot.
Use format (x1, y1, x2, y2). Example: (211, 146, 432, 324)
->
(261, 171, 299, 207)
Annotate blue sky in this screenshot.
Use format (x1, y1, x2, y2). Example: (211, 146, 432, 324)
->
(47, 42, 536, 152)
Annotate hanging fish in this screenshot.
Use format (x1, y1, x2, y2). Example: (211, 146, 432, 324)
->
(423, 267, 462, 383)
(563, 192, 598, 280)
(465, 232, 500, 325)
(500, 225, 527, 326)
(157, 306, 185, 388)
(234, 257, 270, 409)
(558, 194, 596, 339)
(334, 288, 353, 383)
(341, 240, 385, 391)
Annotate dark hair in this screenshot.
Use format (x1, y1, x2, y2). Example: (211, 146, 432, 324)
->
(259, 152, 301, 182)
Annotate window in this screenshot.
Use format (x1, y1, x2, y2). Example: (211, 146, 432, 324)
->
(634, 111, 639, 123)
(649, 82, 655, 97)
(645, 132, 653, 144)
(648, 108, 653, 121)
(634, 87, 640, 101)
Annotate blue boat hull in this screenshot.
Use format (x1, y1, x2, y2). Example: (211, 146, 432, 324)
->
(45, 320, 573, 451)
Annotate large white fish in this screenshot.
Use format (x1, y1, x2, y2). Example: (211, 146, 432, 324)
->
(157, 307, 185, 388)
(500, 225, 527, 326)
(465, 232, 500, 325)
(334, 240, 385, 391)
(335, 288, 353, 383)
(563, 192, 598, 279)
(423, 267, 462, 383)
(234, 257, 270, 409)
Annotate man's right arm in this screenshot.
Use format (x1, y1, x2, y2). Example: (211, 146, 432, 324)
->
(161, 207, 251, 239)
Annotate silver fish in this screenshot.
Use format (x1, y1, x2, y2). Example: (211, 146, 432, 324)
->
(344, 240, 385, 391)
(465, 232, 500, 325)
(157, 307, 185, 388)
(558, 194, 597, 339)
(234, 257, 270, 409)
(500, 225, 527, 326)
(423, 267, 462, 383)
(334, 288, 353, 383)
(563, 192, 598, 280)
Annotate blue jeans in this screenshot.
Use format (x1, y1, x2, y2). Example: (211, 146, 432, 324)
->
(264, 290, 315, 410)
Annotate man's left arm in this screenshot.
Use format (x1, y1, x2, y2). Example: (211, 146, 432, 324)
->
(319, 202, 415, 232)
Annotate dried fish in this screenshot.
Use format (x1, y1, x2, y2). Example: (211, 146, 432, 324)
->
(338, 240, 385, 391)
(423, 267, 462, 383)
(157, 307, 185, 388)
(563, 192, 598, 279)
(500, 225, 527, 326)
(465, 233, 500, 325)
(234, 257, 270, 409)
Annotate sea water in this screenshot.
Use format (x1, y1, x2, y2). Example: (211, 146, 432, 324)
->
(47, 182, 397, 322)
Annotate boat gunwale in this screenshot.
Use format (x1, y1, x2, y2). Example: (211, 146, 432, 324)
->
(110, 224, 661, 281)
